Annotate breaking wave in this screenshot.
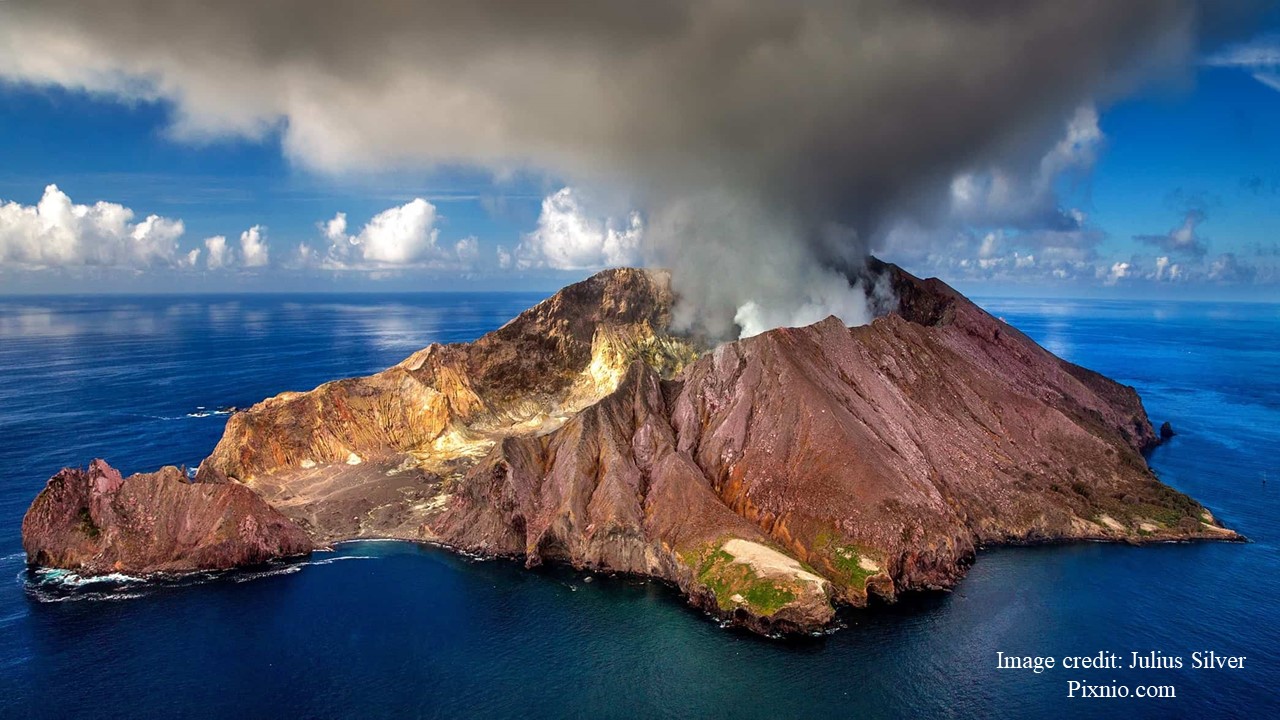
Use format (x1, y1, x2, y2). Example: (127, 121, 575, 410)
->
(20, 552, 378, 602)
(133, 405, 238, 422)
(33, 568, 147, 586)
(20, 569, 150, 603)
(185, 406, 237, 419)
(306, 555, 376, 566)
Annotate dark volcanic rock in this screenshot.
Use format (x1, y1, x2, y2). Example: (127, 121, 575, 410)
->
(1160, 421, 1176, 439)
(21, 264, 1241, 634)
(23, 459, 312, 575)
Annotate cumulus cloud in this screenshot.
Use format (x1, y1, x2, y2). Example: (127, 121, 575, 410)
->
(239, 225, 270, 267)
(1104, 261, 1132, 285)
(198, 228, 270, 271)
(308, 198, 474, 271)
(1106, 249, 1273, 286)
(880, 205, 1105, 285)
(0, 1, 1247, 335)
(1154, 255, 1185, 282)
(1135, 210, 1209, 257)
(0, 184, 186, 269)
(506, 187, 643, 271)
(204, 235, 230, 270)
(454, 236, 480, 267)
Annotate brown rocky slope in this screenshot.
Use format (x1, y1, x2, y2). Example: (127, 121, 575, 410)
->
(22, 264, 1239, 634)
(22, 459, 311, 575)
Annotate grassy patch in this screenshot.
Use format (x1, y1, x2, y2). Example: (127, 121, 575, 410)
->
(1087, 477, 1203, 533)
(1134, 504, 1187, 528)
(814, 527, 879, 591)
(828, 545, 877, 589)
(681, 544, 799, 616)
(742, 583, 797, 614)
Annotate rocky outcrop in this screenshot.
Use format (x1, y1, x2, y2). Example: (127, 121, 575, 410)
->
(22, 459, 312, 575)
(22, 264, 1241, 634)
(190, 268, 700, 544)
(196, 268, 698, 487)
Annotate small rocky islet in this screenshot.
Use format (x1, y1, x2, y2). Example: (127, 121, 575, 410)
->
(22, 261, 1240, 636)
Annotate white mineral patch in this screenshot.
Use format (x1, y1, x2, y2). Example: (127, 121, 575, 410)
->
(721, 538, 827, 591)
(1098, 514, 1125, 532)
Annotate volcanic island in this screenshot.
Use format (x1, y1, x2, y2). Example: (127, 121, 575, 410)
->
(22, 262, 1240, 635)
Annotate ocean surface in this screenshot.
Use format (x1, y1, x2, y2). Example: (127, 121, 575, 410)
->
(0, 293, 1276, 719)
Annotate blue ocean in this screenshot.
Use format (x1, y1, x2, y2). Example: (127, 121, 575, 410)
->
(0, 293, 1275, 719)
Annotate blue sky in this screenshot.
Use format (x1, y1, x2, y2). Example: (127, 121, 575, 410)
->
(0, 84, 564, 292)
(1090, 68, 1280, 273)
(0, 5, 1278, 303)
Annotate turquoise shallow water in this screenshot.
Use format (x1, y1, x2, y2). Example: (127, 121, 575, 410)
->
(0, 294, 1276, 719)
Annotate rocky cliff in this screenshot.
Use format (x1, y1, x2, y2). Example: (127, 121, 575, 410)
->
(22, 264, 1239, 635)
(22, 459, 311, 575)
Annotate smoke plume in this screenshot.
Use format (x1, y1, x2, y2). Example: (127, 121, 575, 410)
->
(0, 1, 1261, 336)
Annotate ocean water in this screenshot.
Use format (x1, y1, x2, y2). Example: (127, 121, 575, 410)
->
(0, 293, 1276, 719)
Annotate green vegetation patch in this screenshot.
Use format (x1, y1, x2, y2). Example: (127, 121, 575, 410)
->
(814, 527, 880, 592)
(828, 545, 877, 589)
(680, 544, 799, 617)
(1093, 482, 1202, 532)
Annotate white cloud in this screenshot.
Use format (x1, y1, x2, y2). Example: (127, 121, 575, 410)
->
(199, 229, 270, 271)
(1104, 261, 1130, 285)
(0, 184, 186, 269)
(239, 225, 270, 267)
(454, 236, 479, 266)
(308, 198, 474, 271)
(294, 241, 316, 266)
(352, 200, 436, 264)
(204, 235, 230, 270)
(1205, 36, 1280, 93)
(948, 105, 1102, 230)
(1153, 256, 1184, 282)
(880, 106, 1108, 285)
(510, 187, 643, 270)
(880, 221, 1101, 285)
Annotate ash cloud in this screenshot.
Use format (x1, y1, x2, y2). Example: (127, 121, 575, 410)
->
(0, 1, 1263, 336)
